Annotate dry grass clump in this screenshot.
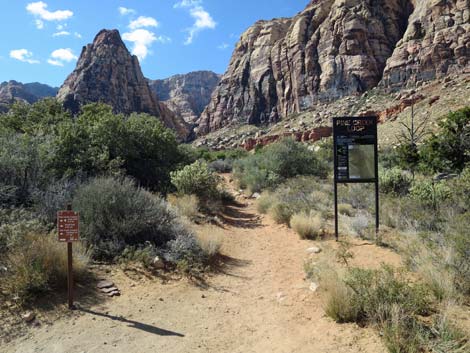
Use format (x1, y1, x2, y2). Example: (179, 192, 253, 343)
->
(269, 202, 293, 225)
(338, 203, 355, 216)
(1, 232, 90, 303)
(195, 225, 223, 260)
(168, 194, 200, 220)
(256, 192, 275, 214)
(290, 212, 323, 239)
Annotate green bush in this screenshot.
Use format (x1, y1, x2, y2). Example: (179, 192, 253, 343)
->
(338, 203, 355, 216)
(325, 265, 431, 325)
(51, 104, 185, 192)
(419, 107, 470, 172)
(73, 176, 191, 260)
(379, 168, 412, 195)
(170, 160, 221, 201)
(0, 132, 50, 206)
(409, 179, 451, 210)
(234, 138, 328, 192)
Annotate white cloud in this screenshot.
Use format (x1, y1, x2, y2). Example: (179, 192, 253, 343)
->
(218, 43, 229, 50)
(35, 19, 44, 29)
(123, 29, 157, 60)
(47, 59, 63, 66)
(174, 1, 216, 45)
(74, 32, 82, 39)
(56, 24, 66, 30)
(47, 48, 77, 66)
(53, 31, 70, 37)
(129, 16, 159, 30)
(10, 49, 40, 64)
(174, 0, 202, 8)
(156, 35, 172, 44)
(118, 6, 136, 16)
(26, 2, 73, 21)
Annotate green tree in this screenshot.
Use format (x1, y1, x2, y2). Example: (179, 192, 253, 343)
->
(419, 107, 470, 172)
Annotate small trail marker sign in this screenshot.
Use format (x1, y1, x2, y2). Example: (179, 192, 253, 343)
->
(333, 116, 379, 241)
(57, 210, 79, 242)
(57, 206, 79, 309)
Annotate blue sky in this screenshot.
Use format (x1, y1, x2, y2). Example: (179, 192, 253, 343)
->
(0, 0, 308, 87)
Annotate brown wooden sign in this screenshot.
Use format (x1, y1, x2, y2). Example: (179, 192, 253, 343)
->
(57, 210, 79, 242)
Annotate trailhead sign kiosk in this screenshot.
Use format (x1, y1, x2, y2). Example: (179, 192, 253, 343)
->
(333, 116, 379, 241)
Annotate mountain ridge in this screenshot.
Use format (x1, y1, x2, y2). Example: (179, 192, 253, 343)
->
(197, 0, 469, 135)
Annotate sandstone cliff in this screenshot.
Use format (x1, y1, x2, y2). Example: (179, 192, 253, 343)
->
(382, 0, 470, 88)
(57, 29, 191, 140)
(198, 0, 469, 135)
(149, 71, 221, 124)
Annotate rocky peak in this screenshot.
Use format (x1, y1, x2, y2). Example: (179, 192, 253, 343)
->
(148, 71, 221, 124)
(57, 29, 191, 140)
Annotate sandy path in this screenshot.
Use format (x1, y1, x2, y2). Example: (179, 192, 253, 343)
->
(2, 184, 401, 353)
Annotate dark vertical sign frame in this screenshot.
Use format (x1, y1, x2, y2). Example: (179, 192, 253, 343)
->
(333, 116, 379, 241)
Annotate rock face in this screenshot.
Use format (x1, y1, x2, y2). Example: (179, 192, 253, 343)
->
(0, 80, 57, 104)
(57, 29, 191, 140)
(381, 0, 470, 88)
(149, 71, 221, 124)
(198, 0, 469, 135)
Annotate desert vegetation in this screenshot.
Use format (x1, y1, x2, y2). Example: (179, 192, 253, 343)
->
(0, 99, 225, 306)
(235, 108, 470, 352)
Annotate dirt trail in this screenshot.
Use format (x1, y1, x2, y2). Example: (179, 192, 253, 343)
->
(3, 180, 402, 353)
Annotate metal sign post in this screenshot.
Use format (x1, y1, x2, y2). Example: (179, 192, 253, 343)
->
(333, 116, 379, 241)
(57, 205, 79, 309)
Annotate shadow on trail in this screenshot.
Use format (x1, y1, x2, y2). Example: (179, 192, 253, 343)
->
(219, 201, 262, 229)
(189, 254, 252, 292)
(78, 307, 185, 337)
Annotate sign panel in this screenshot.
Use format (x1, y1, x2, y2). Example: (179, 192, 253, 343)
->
(333, 116, 378, 183)
(57, 211, 79, 242)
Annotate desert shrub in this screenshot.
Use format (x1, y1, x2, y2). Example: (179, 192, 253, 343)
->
(0, 231, 89, 303)
(269, 202, 293, 225)
(290, 212, 323, 239)
(409, 179, 451, 210)
(257, 192, 275, 214)
(381, 305, 428, 353)
(339, 183, 374, 211)
(343, 266, 431, 324)
(379, 167, 412, 195)
(194, 148, 247, 163)
(163, 232, 207, 275)
(35, 176, 85, 224)
(447, 167, 470, 213)
(50, 104, 185, 192)
(0, 132, 50, 206)
(234, 138, 328, 192)
(351, 213, 370, 237)
(119, 244, 157, 268)
(170, 160, 220, 201)
(338, 203, 354, 216)
(419, 107, 470, 172)
(73, 176, 189, 260)
(168, 194, 200, 221)
(429, 313, 470, 353)
(208, 159, 234, 173)
(0, 208, 48, 255)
